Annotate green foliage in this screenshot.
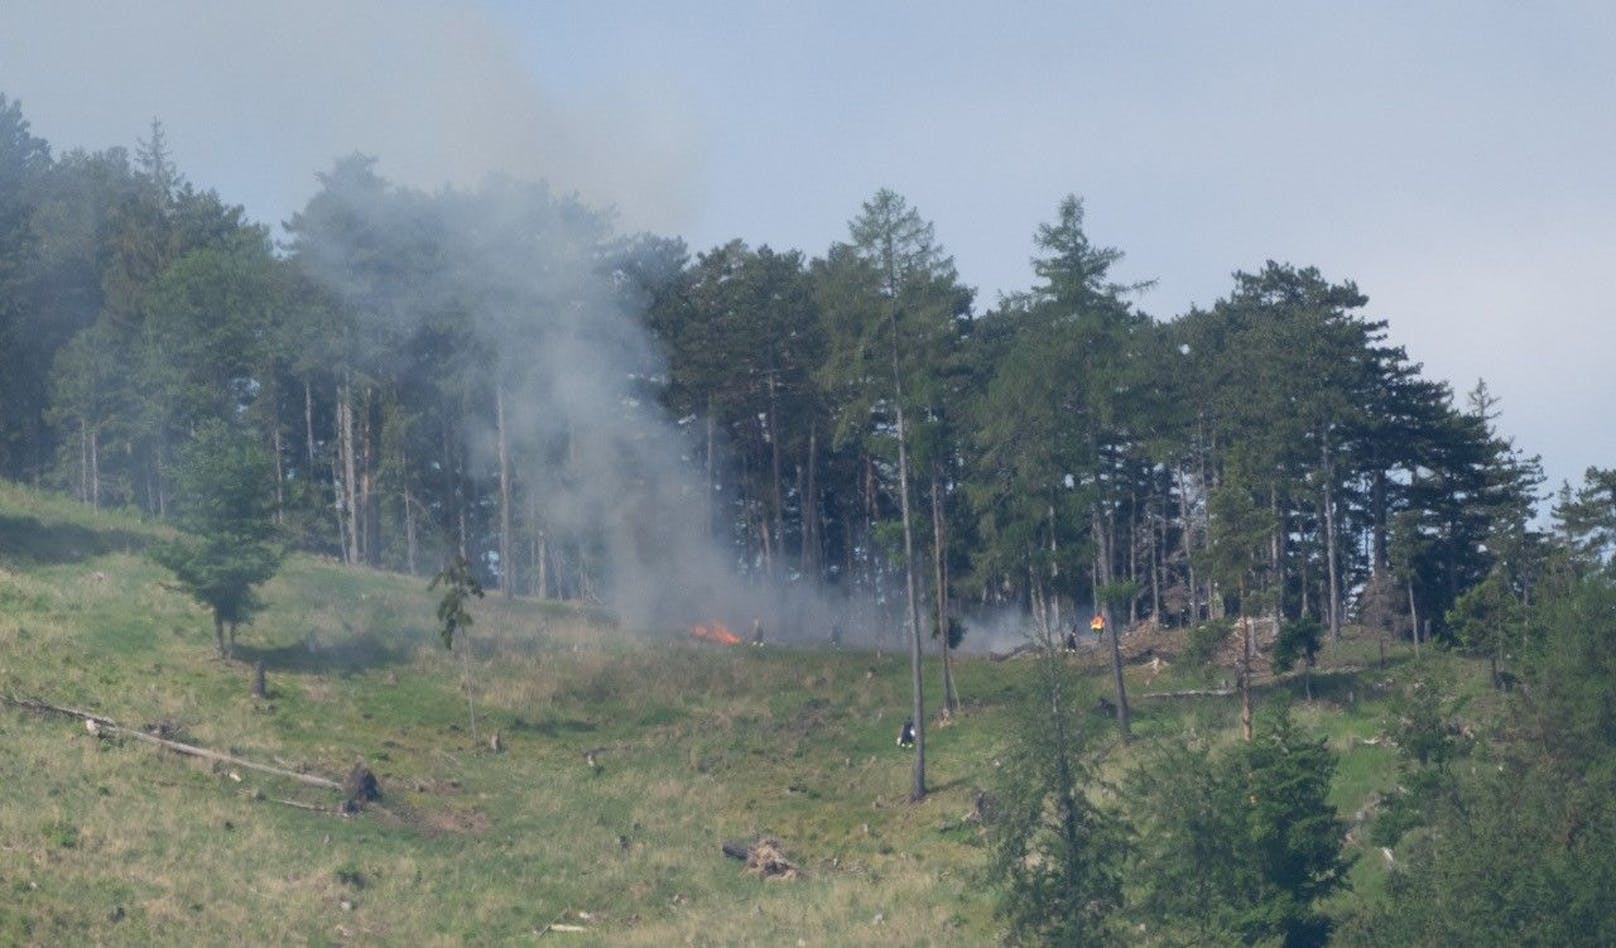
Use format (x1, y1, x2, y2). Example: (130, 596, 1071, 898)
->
(1446, 567, 1521, 674)
(988, 663, 1126, 945)
(43, 819, 80, 849)
(1184, 617, 1234, 667)
(149, 420, 281, 656)
(1128, 700, 1349, 947)
(1272, 616, 1323, 674)
(1346, 576, 1616, 945)
(1552, 465, 1616, 571)
(428, 553, 483, 650)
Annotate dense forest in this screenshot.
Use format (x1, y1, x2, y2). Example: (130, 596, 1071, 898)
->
(6, 91, 1616, 943)
(5, 92, 1609, 643)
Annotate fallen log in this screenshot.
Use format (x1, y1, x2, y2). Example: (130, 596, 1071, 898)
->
(1135, 688, 1237, 699)
(2, 693, 343, 791)
(722, 836, 802, 879)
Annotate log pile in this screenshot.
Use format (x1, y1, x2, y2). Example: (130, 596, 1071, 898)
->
(721, 836, 802, 880)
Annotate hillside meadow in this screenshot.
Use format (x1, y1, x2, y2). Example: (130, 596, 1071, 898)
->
(0, 481, 1494, 944)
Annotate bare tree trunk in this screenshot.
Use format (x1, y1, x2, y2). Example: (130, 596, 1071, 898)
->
(77, 420, 88, 504)
(404, 481, 418, 577)
(1176, 463, 1197, 625)
(705, 399, 716, 542)
(333, 403, 349, 562)
(1096, 509, 1131, 741)
(803, 424, 820, 579)
(359, 388, 374, 565)
(304, 379, 317, 476)
(496, 385, 513, 599)
(1322, 436, 1342, 641)
(1240, 612, 1254, 741)
(271, 398, 284, 524)
(536, 528, 549, 600)
(767, 369, 785, 581)
(1128, 489, 1140, 625)
(890, 311, 926, 802)
(339, 377, 359, 565)
(1047, 504, 1062, 634)
(90, 426, 100, 509)
(932, 475, 958, 716)
(1151, 488, 1163, 621)
(1409, 580, 1421, 658)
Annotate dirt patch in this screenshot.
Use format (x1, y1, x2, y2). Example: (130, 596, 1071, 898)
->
(421, 806, 491, 834)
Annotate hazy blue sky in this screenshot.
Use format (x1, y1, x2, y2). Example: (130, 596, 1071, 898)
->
(2, 1, 1611, 493)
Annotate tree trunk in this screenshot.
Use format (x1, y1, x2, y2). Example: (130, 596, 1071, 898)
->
(1104, 613, 1131, 742)
(890, 308, 926, 802)
(767, 369, 785, 581)
(496, 384, 514, 599)
(304, 379, 317, 477)
(1408, 578, 1421, 658)
(271, 408, 284, 524)
(705, 399, 716, 542)
(1047, 503, 1061, 635)
(932, 475, 958, 716)
(359, 387, 374, 565)
(1240, 612, 1253, 741)
(339, 376, 359, 566)
(1096, 509, 1131, 741)
(1322, 436, 1342, 641)
(1176, 463, 1197, 625)
(803, 424, 820, 580)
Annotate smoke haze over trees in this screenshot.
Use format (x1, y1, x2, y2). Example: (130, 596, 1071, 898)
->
(0, 92, 1606, 659)
(6, 77, 1616, 941)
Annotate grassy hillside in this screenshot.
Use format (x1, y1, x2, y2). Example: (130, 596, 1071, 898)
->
(0, 481, 1496, 944)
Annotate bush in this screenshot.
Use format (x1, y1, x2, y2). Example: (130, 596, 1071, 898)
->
(1184, 618, 1234, 667)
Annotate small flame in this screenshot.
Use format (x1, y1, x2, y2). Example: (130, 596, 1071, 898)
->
(691, 621, 741, 646)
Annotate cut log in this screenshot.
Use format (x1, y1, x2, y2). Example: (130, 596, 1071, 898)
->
(721, 836, 802, 879)
(3, 693, 343, 791)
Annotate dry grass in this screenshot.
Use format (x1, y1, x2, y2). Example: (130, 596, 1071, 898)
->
(0, 481, 1433, 944)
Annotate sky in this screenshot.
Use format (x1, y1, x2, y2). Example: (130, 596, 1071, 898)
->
(2, 0, 1611, 497)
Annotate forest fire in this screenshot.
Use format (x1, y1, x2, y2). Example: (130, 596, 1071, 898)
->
(691, 622, 741, 646)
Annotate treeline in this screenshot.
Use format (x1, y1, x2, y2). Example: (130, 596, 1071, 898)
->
(3, 94, 1613, 641)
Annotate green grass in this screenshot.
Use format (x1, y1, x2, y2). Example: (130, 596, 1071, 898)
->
(0, 480, 1467, 943)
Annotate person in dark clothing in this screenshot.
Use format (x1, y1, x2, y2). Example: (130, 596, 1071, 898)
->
(897, 718, 916, 748)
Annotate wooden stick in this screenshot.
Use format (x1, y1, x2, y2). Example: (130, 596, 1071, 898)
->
(3, 693, 343, 791)
(1135, 688, 1236, 699)
(269, 797, 330, 812)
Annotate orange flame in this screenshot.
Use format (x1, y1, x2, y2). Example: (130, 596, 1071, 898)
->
(692, 621, 741, 645)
